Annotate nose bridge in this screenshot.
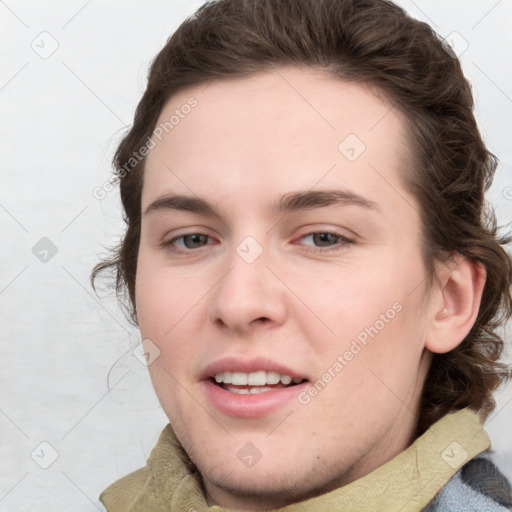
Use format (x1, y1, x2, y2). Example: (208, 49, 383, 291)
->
(208, 234, 287, 330)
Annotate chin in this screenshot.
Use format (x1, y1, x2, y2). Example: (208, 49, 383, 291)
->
(206, 468, 307, 505)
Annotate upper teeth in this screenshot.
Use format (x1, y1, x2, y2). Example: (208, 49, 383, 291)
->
(214, 371, 302, 386)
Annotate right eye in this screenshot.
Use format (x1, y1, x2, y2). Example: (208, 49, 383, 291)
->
(163, 233, 214, 253)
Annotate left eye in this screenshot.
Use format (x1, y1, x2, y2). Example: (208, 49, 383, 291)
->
(299, 232, 353, 250)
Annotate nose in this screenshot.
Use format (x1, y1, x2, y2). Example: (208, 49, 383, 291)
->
(207, 244, 288, 334)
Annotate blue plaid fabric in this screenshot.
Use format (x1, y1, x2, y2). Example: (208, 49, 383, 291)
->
(424, 450, 512, 511)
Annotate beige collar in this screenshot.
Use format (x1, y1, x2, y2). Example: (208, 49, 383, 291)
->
(100, 408, 490, 512)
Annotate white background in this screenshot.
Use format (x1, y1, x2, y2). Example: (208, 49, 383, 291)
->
(1, 1, 511, 510)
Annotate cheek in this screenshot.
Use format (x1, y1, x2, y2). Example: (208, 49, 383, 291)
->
(135, 259, 205, 388)
(295, 251, 428, 393)
(291, 251, 425, 343)
(307, 303, 426, 440)
(136, 255, 204, 338)
(135, 262, 208, 423)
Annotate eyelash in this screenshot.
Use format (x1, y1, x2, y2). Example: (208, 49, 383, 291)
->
(161, 231, 354, 255)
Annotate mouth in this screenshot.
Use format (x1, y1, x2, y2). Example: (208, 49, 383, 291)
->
(201, 359, 310, 417)
(212, 370, 307, 395)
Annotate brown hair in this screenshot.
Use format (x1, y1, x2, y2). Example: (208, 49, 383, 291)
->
(92, 0, 512, 436)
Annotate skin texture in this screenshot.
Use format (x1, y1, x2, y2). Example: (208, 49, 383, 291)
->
(135, 66, 485, 511)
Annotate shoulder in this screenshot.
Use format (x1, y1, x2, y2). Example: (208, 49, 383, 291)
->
(424, 450, 512, 511)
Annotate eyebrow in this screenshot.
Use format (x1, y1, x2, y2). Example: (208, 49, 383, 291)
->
(143, 189, 380, 219)
(273, 189, 379, 214)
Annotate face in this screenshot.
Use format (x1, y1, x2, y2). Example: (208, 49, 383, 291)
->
(136, 67, 434, 510)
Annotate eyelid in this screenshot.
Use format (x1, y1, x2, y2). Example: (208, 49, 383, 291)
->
(161, 225, 216, 242)
(292, 224, 356, 241)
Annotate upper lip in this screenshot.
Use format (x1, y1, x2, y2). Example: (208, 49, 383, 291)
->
(200, 356, 309, 381)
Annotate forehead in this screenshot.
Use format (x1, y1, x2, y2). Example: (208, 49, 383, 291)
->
(142, 66, 412, 212)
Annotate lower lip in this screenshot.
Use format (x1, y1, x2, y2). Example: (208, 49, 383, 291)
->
(202, 379, 308, 417)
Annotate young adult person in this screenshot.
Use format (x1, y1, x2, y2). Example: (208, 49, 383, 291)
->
(93, 0, 512, 510)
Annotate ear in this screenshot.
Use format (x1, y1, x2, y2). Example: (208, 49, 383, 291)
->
(424, 255, 486, 354)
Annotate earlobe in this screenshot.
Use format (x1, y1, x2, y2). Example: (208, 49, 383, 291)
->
(425, 256, 486, 354)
